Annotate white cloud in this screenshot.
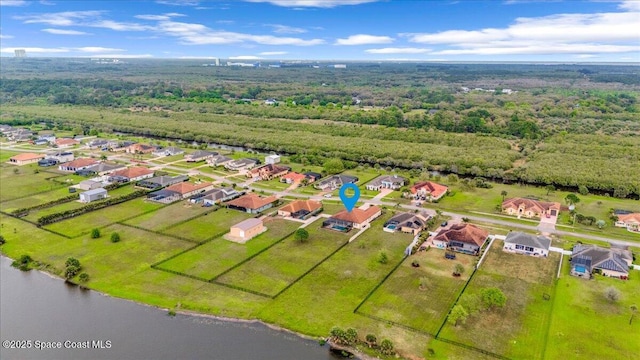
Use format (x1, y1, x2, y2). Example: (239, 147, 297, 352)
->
(267, 24, 307, 34)
(619, 0, 640, 11)
(229, 55, 263, 60)
(575, 54, 598, 59)
(335, 34, 394, 45)
(156, 0, 199, 6)
(40, 0, 56, 5)
(90, 20, 151, 31)
(259, 51, 288, 55)
(86, 54, 154, 58)
(1, 47, 69, 53)
(0, 0, 28, 6)
(0, 34, 14, 39)
(365, 47, 430, 54)
(17, 11, 104, 26)
(42, 28, 91, 35)
(75, 46, 124, 53)
(431, 43, 640, 55)
(244, 0, 379, 8)
(135, 15, 171, 21)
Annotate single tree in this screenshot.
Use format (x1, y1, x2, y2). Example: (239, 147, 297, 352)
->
(377, 250, 388, 264)
(448, 304, 469, 327)
(379, 339, 395, 355)
(565, 193, 581, 206)
(294, 228, 309, 243)
(344, 328, 357, 346)
(604, 286, 621, 302)
(0, 235, 5, 245)
(481, 287, 507, 310)
(322, 158, 345, 175)
(65, 265, 79, 279)
(578, 185, 589, 195)
(90, 228, 101, 239)
(500, 190, 508, 201)
(65, 257, 80, 268)
(545, 185, 555, 196)
(111, 232, 121, 243)
(365, 334, 377, 347)
(454, 263, 465, 276)
(100, 154, 107, 161)
(78, 273, 90, 283)
(596, 220, 606, 229)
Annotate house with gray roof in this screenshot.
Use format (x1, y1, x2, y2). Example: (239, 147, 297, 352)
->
(192, 187, 241, 206)
(366, 174, 406, 191)
(570, 244, 632, 280)
(225, 158, 258, 171)
(185, 150, 217, 162)
(207, 154, 233, 167)
(314, 174, 359, 191)
(383, 211, 430, 235)
(503, 232, 551, 257)
(136, 175, 189, 190)
(81, 162, 127, 176)
(153, 146, 184, 157)
(79, 188, 107, 203)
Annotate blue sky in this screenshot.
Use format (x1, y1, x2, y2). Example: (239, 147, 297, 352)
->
(0, 0, 638, 62)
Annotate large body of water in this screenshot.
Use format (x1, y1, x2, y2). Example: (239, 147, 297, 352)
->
(0, 256, 336, 360)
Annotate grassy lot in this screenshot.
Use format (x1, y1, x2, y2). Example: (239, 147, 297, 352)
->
(160, 208, 253, 242)
(123, 200, 211, 231)
(546, 261, 640, 360)
(169, 160, 207, 169)
(158, 218, 299, 280)
(250, 178, 291, 191)
(439, 242, 560, 359)
(44, 199, 162, 237)
(1, 186, 75, 213)
(0, 167, 67, 202)
(152, 154, 185, 164)
(216, 218, 351, 296)
(358, 247, 475, 335)
(0, 150, 21, 162)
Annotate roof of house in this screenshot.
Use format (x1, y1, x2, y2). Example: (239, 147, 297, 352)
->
(229, 158, 258, 166)
(128, 143, 155, 151)
(368, 174, 406, 187)
(11, 153, 45, 161)
(55, 138, 79, 146)
(142, 175, 189, 186)
(85, 162, 125, 173)
(317, 174, 358, 186)
(249, 163, 290, 175)
(504, 232, 551, 250)
(433, 223, 489, 247)
(187, 150, 217, 158)
(111, 166, 154, 179)
(279, 200, 322, 214)
(385, 211, 430, 229)
(571, 244, 630, 273)
(200, 187, 239, 201)
(304, 171, 322, 179)
(502, 198, 561, 212)
(410, 181, 448, 198)
(79, 179, 101, 186)
(331, 206, 381, 225)
(60, 158, 97, 168)
(165, 181, 212, 195)
(232, 218, 263, 231)
(81, 188, 107, 196)
(618, 213, 640, 224)
(282, 172, 306, 182)
(227, 193, 277, 210)
(210, 154, 232, 162)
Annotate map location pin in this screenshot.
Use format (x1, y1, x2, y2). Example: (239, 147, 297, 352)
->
(339, 183, 360, 212)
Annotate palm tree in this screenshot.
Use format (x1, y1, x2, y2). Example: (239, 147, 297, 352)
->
(501, 190, 508, 201)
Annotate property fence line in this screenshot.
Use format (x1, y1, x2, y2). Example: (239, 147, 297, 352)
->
(151, 266, 210, 282)
(0, 210, 72, 239)
(435, 266, 478, 338)
(153, 206, 221, 233)
(436, 338, 511, 360)
(355, 311, 434, 337)
(208, 280, 273, 299)
(353, 254, 407, 314)
(117, 222, 200, 244)
(541, 276, 560, 360)
(476, 236, 495, 270)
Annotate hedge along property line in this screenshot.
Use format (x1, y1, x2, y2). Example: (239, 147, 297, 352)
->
(0, 210, 72, 239)
(353, 254, 408, 314)
(540, 278, 560, 360)
(36, 190, 149, 226)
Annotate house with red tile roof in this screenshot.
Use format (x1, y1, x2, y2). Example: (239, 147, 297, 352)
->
(615, 213, 640, 233)
(322, 205, 381, 232)
(278, 200, 322, 219)
(226, 193, 277, 214)
(246, 163, 290, 181)
(164, 181, 214, 198)
(55, 138, 80, 148)
(432, 223, 489, 255)
(9, 153, 45, 166)
(125, 143, 156, 154)
(109, 166, 154, 182)
(280, 172, 306, 184)
(58, 158, 97, 172)
(502, 198, 560, 219)
(410, 181, 448, 201)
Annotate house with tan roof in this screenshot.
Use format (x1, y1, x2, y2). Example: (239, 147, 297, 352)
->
(322, 205, 381, 232)
(58, 158, 98, 172)
(246, 163, 290, 181)
(125, 143, 157, 154)
(383, 211, 431, 235)
(432, 223, 489, 255)
(280, 172, 306, 184)
(502, 198, 560, 219)
(165, 181, 214, 199)
(227, 218, 265, 243)
(410, 181, 448, 201)
(9, 153, 45, 166)
(226, 193, 277, 214)
(54, 138, 80, 148)
(278, 200, 323, 219)
(108, 166, 155, 182)
(615, 213, 640, 233)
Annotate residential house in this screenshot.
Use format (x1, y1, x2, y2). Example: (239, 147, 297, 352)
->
(87, 139, 109, 149)
(304, 172, 322, 183)
(164, 181, 214, 199)
(264, 98, 278, 105)
(58, 158, 97, 172)
(7, 129, 33, 142)
(410, 181, 448, 201)
(34, 138, 50, 146)
(0, 125, 14, 134)
(228, 218, 265, 242)
(246, 164, 290, 180)
(146, 189, 182, 204)
(278, 200, 323, 219)
(80, 162, 126, 177)
(281, 172, 306, 184)
(570, 244, 632, 279)
(77, 180, 104, 191)
(152, 146, 184, 157)
(126, 143, 156, 154)
(383, 211, 431, 236)
(46, 151, 74, 164)
(207, 154, 232, 167)
(366, 175, 406, 191)
(432, 224, 489, 255)
(109, 166, 154, 182)
(185, 150, 217, 162)
(226, 193, 277, 214)
(225, 158, 258, 171)
(38, 158, 59, 167)
(503, 232, 551, 257)
(502, 198, 561, 219)
(314, 174, 358, 191)
(322, 205, 381, 232)
(265, 154, 281, 164)
(9, 153, 45, 166)
(55, 138, 80, 148)
(35, 134, 56, 145)
(79, 188, 107, 203)
(136, 175, 189, 190)
(108, 141, 136, 152)
(195, 187, 241, 206)
(615, 213, 640, 233)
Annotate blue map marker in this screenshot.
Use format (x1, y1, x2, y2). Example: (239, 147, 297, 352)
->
(339, 183, 360, 212)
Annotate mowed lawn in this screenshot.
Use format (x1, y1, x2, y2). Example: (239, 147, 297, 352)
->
(357, 247, 475, 335)
(44, 199, 162, 237)
(216, 218, 351, 296)
(0, 166, 66, 201)
(439, 242, 560, 359)
(160, 208, 253, 242)
(123, 201, 212, 231)
(546, 261, 640, 360)
(158, 218, 300, 279)
(1, 186, 76, 213)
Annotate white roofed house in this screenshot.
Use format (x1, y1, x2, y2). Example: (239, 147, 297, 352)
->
(79, 188, 107, 203)
(366, 175, 406, 191)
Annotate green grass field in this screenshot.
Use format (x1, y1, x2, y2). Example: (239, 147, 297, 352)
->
(216, 218, 351, 296)
(0, 167, 67, 202)
(160, 208, 253, 242)
(358, 247, 475, 335)
(123, 200, 211, 231)
(439, 242, 561, 359)
(157, 218, 299, 280)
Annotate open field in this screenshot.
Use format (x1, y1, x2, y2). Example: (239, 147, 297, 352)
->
(439, 242, 561, 359)
(216, 218, 351, 296)
(157, 218, 300, 279)
(545, 260, 640, 360)
(160, 208, 253, 242)
(123, 200, 212, 231)
(358, 247, 475, 335)
(0, 167, 67, 202)
(44, 199, 162, 237)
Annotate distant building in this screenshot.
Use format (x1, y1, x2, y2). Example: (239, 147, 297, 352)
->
(77, 180, 104, 191)
(228, 218, 265, 243)
(333, 64, 347, 69)
(14, 49, 26, 57)
(9, 153, 45, 166)
(265, 154, 281, 164)
(79, 188, 107, 203)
